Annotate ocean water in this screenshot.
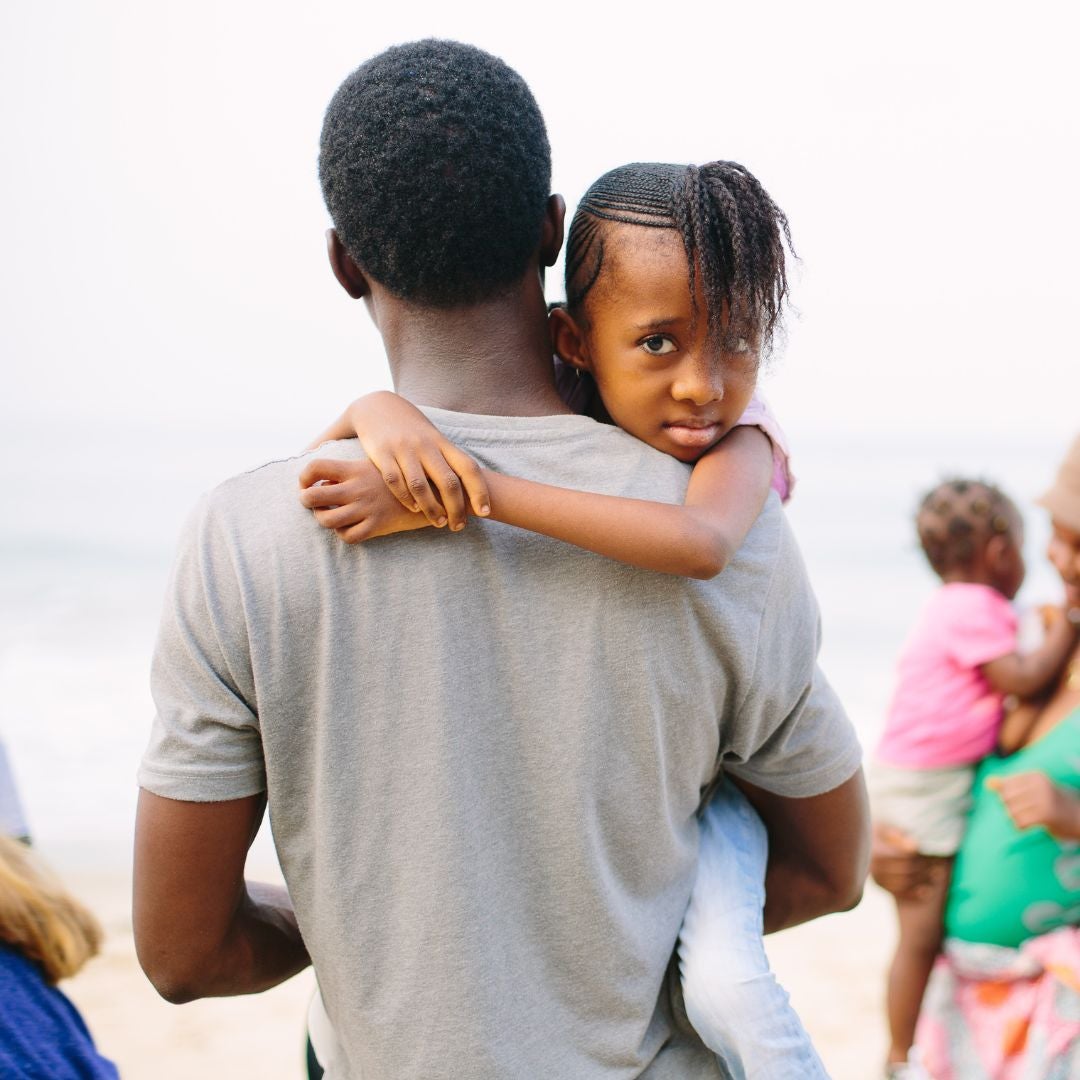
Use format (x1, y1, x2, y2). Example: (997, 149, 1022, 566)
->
(0, 420, 1070, 877)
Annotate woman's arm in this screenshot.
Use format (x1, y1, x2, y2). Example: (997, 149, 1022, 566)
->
(300, 391, 776, 578)
(996, 699, 1046, 755)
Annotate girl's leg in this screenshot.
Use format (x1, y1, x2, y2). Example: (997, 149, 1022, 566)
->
(678, 779, 828, 1079)
(885, 857, 952, 1069)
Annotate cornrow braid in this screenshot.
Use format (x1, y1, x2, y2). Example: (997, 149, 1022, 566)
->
(915, 478, 1017, 577)
(564, 161, 794, 355)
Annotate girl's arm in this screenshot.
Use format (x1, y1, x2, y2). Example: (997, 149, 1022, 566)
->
(306, 412, 360, 453)
(300, 393, 775, 578)
(480, 427, 773, 578)
(982, 607, 1079, 701)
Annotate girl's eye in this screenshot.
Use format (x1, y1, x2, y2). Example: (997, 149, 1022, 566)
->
(641, 335, 676, 356)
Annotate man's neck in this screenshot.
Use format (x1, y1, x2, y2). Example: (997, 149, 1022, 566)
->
(374, 274, 572, 417)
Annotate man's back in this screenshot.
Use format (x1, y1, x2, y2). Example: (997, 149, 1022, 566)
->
(140, 410, 857, 1079)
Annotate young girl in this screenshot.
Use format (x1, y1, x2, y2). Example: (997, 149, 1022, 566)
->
(872, 478, 1080, 1080)
(301, 160, 827, 1076)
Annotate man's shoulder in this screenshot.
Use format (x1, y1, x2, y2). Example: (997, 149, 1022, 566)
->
(204, 440, 361, 518)
(178, 443, 362, 562)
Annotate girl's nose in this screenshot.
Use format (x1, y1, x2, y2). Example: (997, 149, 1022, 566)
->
(671, 358, 723, 406)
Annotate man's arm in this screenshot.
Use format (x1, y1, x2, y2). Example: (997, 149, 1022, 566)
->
(733, 770, 870, 933)
(133, 790, 310, 1003)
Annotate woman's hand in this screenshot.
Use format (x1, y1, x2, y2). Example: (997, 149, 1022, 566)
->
(987, 772, 1080, 840)
(338, 392, 490, 531)
(299, 459, 435, 543)
(868, 823, 939, 902)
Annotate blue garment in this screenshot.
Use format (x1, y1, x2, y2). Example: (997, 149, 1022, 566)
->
(678, 781, 828, 1079)
(0, 944, 119, 1079)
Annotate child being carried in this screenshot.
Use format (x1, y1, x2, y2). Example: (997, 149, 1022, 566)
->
(871, 478, 1080, 1079)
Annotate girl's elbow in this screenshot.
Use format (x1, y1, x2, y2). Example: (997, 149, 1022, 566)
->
(684, 538, 734, 580)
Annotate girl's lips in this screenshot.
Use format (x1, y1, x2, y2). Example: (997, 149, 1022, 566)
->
(664, 422, 721, 449)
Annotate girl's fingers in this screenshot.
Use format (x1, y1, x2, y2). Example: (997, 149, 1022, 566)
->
(299, 481, 354, 510)
(314, 504, 367, 530)
(367, 450, 421, 513)
(442, 445, 490, 517)
(422, 451, 468, 531)
(398, 460, 446, 527)
(299, 458, 357, 490)
(337, 523, 374, 544)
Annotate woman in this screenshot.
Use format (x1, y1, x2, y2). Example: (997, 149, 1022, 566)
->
(872, 432, 1080, 1079)
(0, 834, 119, 1078)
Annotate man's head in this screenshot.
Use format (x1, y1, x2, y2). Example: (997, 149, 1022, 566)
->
(319, 40, 552, 307)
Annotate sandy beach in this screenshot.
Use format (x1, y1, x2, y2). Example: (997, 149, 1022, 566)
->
(62, 867, 894, 1080)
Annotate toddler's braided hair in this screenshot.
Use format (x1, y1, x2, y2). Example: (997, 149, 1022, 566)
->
(564, 161, 794, 355)
(916, 478, 1018, 577)
(319, 40, 551, 307)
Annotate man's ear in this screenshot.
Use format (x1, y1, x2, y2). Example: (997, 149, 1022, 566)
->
(540, 194, 566, 268)
(326, 229, 369, 299)
(548, 305, 591, 373)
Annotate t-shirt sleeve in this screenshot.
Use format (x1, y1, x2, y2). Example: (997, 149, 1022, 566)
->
(137, 495, 266, 802)
(721, 517, 862, 797)
(734, 392, 794, 503)
(943, 587, 1018, 669)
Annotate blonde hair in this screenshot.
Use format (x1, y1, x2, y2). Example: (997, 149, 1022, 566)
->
(0, 835, 102, 984)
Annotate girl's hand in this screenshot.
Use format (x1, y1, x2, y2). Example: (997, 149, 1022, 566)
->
(987, 772, 1080, 840)
(299, 459, 435, 543)
(339, 392, 490, 532)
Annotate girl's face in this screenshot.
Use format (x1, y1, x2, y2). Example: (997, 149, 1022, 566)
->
(557, 224, 758, 464)
(1047, 518, 1080, 608)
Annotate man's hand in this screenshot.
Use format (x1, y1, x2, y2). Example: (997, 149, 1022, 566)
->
(987, 771, 1080, 840)
(868, 822, 937, 902)
(299, 458, 437, 543)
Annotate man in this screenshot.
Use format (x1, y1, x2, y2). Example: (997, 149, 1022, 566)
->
(134, 39, 867, 1079)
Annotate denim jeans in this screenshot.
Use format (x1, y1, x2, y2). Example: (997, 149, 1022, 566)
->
(678, 780, 830, 1079)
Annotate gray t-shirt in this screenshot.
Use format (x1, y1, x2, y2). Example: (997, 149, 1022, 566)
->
(139, 409, 861, 1080)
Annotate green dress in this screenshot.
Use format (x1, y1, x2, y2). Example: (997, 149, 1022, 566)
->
(946, 707, 1080, 948)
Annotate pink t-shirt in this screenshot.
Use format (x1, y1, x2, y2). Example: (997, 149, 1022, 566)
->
(876, 583, 1019, 769)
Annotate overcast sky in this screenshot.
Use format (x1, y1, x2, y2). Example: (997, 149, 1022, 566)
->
(2, 1, 1077, 447)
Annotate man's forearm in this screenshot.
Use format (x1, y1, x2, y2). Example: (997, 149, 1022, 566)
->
(734, 771, 870, 934)
(179, 881, 310, 1002)
(134, 791, 310, 1004)
(760, 855, 861, 933)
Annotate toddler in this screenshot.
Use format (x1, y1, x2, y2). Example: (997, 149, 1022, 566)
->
(302, 159, 834, 1078)
(872, 478, 1079, 1079)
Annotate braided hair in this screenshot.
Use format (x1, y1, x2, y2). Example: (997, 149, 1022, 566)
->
(564, 161, 794, 355)
(916, 478, 1018, 577)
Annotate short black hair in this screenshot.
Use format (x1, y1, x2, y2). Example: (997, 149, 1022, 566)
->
(916, 478, 1018, 577)
(564, 161, 793, 356)
(319, 39, 551, 307)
